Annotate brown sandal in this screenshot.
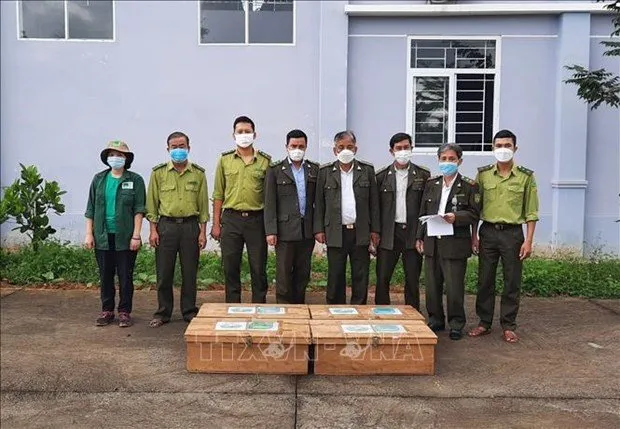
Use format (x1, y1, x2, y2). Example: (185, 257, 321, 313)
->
(468, 326, 491, 337)
(149, 318, 168, 328)
(502, 330, 519, 343)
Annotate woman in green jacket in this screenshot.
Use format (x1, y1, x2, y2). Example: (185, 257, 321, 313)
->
(85, 141, 146, 327)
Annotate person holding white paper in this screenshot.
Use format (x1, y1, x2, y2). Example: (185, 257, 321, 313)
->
(416, 144, 480, 340)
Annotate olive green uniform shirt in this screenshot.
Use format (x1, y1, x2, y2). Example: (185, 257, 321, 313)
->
(146, 161, 210, 223)
(212, 149, 271, 211)
(476, 163, 539, 224)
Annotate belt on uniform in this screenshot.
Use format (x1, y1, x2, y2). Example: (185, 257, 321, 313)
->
(226, 209, 263, 217)
(395, 223, 407, 230)
(342, 224, 355, 230)
(159, 216, 197, 224)
(484, 222, 521, 230)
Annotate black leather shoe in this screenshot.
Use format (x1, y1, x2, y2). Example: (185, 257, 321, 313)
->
(427, 322, 445, 332)
(449, 329, 463, 340)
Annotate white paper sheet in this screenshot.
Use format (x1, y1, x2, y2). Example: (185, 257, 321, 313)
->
(419, 214, 454, 237)
(227, 306, 256, 314)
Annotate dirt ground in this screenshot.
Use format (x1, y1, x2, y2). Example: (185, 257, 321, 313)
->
(1, 288, 619, 429)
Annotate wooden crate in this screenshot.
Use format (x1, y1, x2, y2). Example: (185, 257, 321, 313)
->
(185, 318, 311, 374)
(310, 320, 437, 375)
(197, 303, 310, 320)
(308, 305, 426, 321)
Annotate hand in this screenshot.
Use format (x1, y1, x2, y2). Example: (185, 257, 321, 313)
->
(519, 240, 533, 260)
(130, 237, 142, 251)
(210, 224, 221, 241)
(370, 232, 380, 248)
(472, 235, 479, 255)
(84, 233, 94, 250)
(443, 213, 456, 224)
(198, 232, 207, 250)
(415, 239, 424, 255)
(149, 230, 160, 248)
(314, 232, 325, 244)
(266, 235, 277, 247)
(368, 244, 377, 257)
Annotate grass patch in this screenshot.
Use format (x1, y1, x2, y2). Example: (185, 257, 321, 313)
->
(0, 241, 619, 298)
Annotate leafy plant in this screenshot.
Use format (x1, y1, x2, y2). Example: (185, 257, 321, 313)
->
(0, 164, 66, 251)
(565, 0, 620, 109)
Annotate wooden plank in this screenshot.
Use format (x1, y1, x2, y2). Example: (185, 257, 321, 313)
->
(197, 303, 310, 320)
(309, 320, 437, 345)
(309, 305, 426, 321)
(185, 318, 311, 345)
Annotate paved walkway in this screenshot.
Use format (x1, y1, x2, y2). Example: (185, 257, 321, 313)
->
(1, 288, 619, 428)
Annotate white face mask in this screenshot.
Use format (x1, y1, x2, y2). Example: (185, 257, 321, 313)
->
(235, 133, 254, 148)
(288, 148, 305, 162)
(337, 149, 355, 165)
(494, 147, 514, 163)
(394, 149, 412, 166)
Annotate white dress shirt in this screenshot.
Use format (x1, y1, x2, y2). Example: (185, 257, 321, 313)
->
(438, 175, 457, 215)
(340, 167, 356, 225)
(395, 166, 409, 223)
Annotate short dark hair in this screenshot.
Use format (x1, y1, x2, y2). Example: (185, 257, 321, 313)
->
(233, 115, 255, 132)
(286, 129, 308, 144)
(167, 131, 189, 146)
(334, 130, 356, 144)
(437, 143, 463, 159)
(493, 129, 517, 147)
(389, 132, 412, 149)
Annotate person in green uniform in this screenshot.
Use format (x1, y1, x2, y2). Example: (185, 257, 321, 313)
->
(468, 129, 539, 343)
(85, 140, 146, 328)
(146, 131, 210, 327)
(211, 116, 271, 303)
(415, 143, 480, 340)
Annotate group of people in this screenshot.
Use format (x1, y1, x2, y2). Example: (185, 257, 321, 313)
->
(85, 115, 539, 343)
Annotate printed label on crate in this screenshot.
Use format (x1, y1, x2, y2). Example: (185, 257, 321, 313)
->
(329, 307, 359, 315)
(215, 321, 248, 331)
(257, 306, 286, 315)
(247, 321, 280, 331)
(371, 307, 403, 315)
(341, 324, 374, 334)
(227, 306, 256, 314)
(371, 324, 406, 334)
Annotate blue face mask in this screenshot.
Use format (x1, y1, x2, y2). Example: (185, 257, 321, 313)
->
(438, 161, 458, 176)
(107, 156, 125, 170)
(170, 148, 188, 163)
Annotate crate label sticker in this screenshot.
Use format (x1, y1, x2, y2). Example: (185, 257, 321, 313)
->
(247, 321, 280, 331)
(227, 306, 256, 314)
(257, 306, 286, 315)
(372, 324, 406, 334)
(371, 307, 403, 315)
(329, 307, 359, 315)
(341, 324, 373, 334)
(215, 321, 248, 331)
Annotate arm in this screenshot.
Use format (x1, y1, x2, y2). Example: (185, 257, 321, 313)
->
(415, 182, 429, 254)
(264, 166, 278, 246)
(197, 174, 210, 249)
(313, 168, 326, 243)
(145, 171, 160, 247)
(130, 175, 146, 251)
(453, 182, 480, 227)
(211, 158, 225, 240)
(520, 174, 539, 260)
(368, 166, 380, 247)
(471, 172, 482, 254)
(84, 177, 96, 249)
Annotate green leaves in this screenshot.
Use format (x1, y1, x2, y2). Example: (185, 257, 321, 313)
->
(0, 164, 66, 251)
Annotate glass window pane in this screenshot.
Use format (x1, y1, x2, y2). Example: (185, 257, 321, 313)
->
(413, 76, 449, 147)
(248, 0, 294, 44)
(200, 0, 245, 44)
(19, 1, 65, 39)
(455, 73, 494, 151)
(68, 1, 113, 40)
(415, 59, 445, 68)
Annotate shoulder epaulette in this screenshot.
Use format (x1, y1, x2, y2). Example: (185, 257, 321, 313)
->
(375, 165, 390, 176)
(270, 159, 283, 168)
(478, 164, 494, 172)
(191, 163, 205, 172)
(517, 165, 534, 176)
(416, 164, 430, 174)
(258, 150, 271, 160)
(152, 162, 167, 171)
(357, 159, 374, 167)
(427, 174, 441, 181)
(221, 149, 235, 156)
(305, 159, 319, 167)
(461, 175, 475, 185)
(320, 162, 334, 169)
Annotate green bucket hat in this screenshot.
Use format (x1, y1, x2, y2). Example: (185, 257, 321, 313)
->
(100, 140, 135, 169)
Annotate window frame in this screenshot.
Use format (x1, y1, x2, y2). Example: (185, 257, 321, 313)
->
(16, 0, 116, 42)
(405, 35, 501, 155)
(197, 0, 296, 46)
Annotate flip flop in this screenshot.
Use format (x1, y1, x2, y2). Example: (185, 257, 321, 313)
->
(503, 330, 519, 343)
(467, 326, 491, 337)
(149, 318, 168, 328)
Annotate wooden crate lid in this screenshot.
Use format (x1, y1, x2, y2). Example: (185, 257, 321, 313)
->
(197, 303, 310, 319)
(309, 305, 425, 321)
(184, 318, 311, 345)
(309, 320, 437, 345)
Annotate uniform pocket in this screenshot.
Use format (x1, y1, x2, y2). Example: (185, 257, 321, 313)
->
(185, 182, 199, 192)
(482, 183, 497, 202)
(161, 184, 176, 192)
(506, 184, 524, 206)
